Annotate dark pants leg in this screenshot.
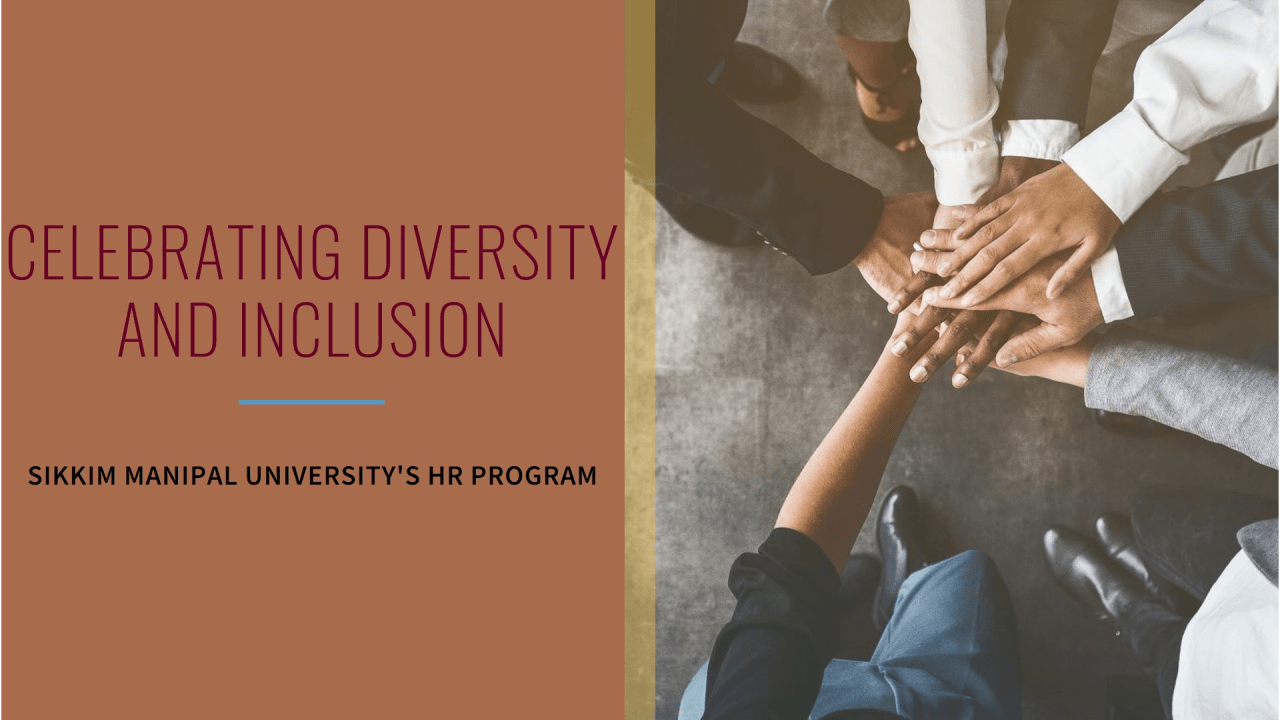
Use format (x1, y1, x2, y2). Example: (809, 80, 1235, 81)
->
(1118, 599, 1187, 720)
(1129, 485, 1274, 600)
(1125, 485, 1275, 717)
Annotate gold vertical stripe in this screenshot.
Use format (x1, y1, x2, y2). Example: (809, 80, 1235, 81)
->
(624, 0, 656, 715)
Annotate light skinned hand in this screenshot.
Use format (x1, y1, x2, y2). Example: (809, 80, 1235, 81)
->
(882, 197, 981, 315)
(913, 163, 1120, 307)
(920, 253, 1104, 368)
(855, 191, 939, 307)
(976, 331, 1100, 388)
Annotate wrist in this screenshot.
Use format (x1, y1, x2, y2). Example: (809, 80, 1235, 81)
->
(1001, 156, 1058, 186)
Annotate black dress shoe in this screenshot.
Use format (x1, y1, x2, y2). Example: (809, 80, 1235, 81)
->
(873, 486, 927, 631)
(654, 185, 763, 248)
(1095, 513, 1169, 603)
(839, 553, 881, 607)
(716, 42, 804, 104)
(1093, 409, 1170, 437)
(1043, 526, 1156, 632)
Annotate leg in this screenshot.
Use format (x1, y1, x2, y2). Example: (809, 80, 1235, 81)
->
(870, 550, 1022, 720)
(823, 0, 919, 152)
(1118, 600, 1187, 719)
(677, 661, 709, 720)
(1129, 486, 1274, 601)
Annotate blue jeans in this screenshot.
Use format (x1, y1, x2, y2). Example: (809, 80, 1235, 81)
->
(679, 550, 1022, 720)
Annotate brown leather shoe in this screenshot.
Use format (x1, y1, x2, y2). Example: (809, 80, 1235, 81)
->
(1043, 525, 1157, 632)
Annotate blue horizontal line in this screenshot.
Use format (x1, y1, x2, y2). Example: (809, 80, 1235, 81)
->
(238, 399, 385, 406)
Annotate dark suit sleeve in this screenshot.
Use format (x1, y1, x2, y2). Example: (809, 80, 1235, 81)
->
(654, 0, 884, 276)
(1115, 166, 1278, 320)
(999, 0, 1119, 127)
(656, 68, 884, 275)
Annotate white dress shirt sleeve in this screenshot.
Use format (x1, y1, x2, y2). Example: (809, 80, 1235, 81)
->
(1063, 0, 1279, 222)
(909, 0, 1000, 206)
(1000, 119, 1080, 162)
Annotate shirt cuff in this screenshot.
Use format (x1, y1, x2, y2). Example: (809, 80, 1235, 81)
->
(1090, 244, 1134, 323)
(927, 144, 1000, 206)
(1062, 107, 1189, 222)
(999, 119, 1080, 162)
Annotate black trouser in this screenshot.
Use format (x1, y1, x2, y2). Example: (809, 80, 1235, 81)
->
(1122, 485, 1276, 718)
(652, 0, 885, 275)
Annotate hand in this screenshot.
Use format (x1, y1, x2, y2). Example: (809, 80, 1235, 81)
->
(980, 156, 1060, 204)
(880, 158, 1058, 385)
(880, 202, 968, 317)
(984, 331, 1099, 388)
(855, 191, 939, 306)
(914, 162, 1119, 306)
(887, 304, 1024, 387)
(920, 157, 1058, 241)
(921, 253, 1104, 367)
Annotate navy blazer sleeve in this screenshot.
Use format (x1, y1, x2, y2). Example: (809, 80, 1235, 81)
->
(1000, 0, 1120, 127)
(1115, 166, 1278, 320)
(653, 0, 885, 276)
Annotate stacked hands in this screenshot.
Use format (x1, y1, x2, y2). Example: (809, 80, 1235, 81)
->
(860, 158, 1119, 387)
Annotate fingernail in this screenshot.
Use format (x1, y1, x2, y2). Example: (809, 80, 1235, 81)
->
(887, 299, 901, 313)
(961, 294, 976, 307)
(910, 252, 922, 269)
(922, 288, 937, 304)
(913, 241, 924, 252)
(910, 366, 928, 382)
(956, 354, 966, 365)
(937, 321, 949, 334)
(892, 341, 909, 356)
(953, 373, 970, 388)
(997, 354, 1015, 367)
(921, 231, 935, 247)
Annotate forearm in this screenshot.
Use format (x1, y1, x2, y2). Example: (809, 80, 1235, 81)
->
(1085, 328, 1279, 469)
(1000, 0, 1118, 129)
(1115, 166, 1279, 320)
(1062, 0, 1278, 221)
(776, 336, 928, 568)
(908, 0, 999, 205)
(656, 68, 884, 275)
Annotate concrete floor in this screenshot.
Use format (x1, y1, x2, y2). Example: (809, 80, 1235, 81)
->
(653, 3, 1279, 719)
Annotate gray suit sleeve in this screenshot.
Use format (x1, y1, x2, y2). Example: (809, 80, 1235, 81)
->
(1085, 327, 1278, 469)
(1116, 166, 1278, 320)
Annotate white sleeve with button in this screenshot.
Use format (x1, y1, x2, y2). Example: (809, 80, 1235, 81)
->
(1063, 0, 1279, 222)
(909, 0, 1000, 206)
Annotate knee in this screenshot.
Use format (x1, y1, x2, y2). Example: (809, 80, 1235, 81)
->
(951, 549, 998, 575)
(913, 549, 1002, 589)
